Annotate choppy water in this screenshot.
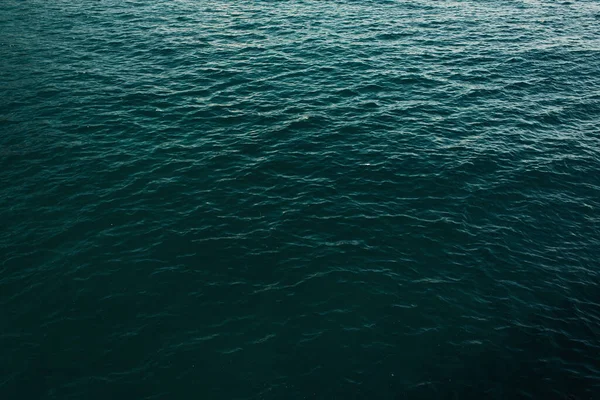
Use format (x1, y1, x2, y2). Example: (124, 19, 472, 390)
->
(2, 0, 600, 398)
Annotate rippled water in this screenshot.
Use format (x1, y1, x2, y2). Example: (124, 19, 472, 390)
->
(2, 0, 600, 398)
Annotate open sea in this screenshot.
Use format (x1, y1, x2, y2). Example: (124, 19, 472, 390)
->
(1, 0, 600, 398)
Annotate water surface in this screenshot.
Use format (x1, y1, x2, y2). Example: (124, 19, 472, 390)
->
(1, 0, 600, 399)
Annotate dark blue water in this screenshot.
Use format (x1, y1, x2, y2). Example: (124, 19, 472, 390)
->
(2, 0, 600, 398)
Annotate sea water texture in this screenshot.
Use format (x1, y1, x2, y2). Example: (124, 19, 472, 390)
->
(1, 0, 600, 399)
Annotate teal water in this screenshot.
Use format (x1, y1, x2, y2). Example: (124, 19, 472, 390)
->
(2, 0, 600, 398)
